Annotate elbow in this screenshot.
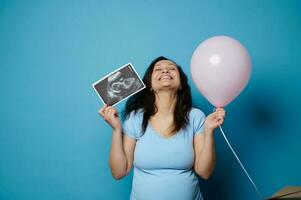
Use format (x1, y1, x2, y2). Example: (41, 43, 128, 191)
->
(110, 167, 127, 180)
(112, 172, 126, 180)
(199, 172, 211, 180)
(110, 165, 127, 180)
(196, 171, 212, 180)
(109, 162, 127, 180)
(194, 166, 213, 180)
(197, 173, 211, 180)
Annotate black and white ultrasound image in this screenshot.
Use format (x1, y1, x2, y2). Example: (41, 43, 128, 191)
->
(93, 64, 145, 106)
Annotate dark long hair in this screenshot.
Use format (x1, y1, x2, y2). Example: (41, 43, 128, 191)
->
(122, 56, 192, 136)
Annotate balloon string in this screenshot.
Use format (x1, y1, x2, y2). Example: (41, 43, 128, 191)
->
(218, 125, 262, 199)
(214, 108, 262, 199)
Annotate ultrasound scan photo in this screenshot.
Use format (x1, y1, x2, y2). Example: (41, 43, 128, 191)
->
(92, 63, 146, 106)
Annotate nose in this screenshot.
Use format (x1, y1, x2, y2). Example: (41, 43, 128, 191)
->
(162, 68, 169, 73)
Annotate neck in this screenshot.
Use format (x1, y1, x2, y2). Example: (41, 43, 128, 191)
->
(154, 90, 177, 117)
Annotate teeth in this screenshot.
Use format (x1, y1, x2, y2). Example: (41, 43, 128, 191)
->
(160, 75, 172, 80)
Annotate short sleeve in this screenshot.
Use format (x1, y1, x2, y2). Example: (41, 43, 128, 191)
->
(192, 108, 206, 135)
(122, 110, 142, 140)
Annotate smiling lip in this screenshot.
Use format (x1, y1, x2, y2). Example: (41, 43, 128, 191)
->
(159, 75, 172, 80)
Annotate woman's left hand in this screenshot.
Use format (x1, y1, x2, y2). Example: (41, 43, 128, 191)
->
(204, 108, 226, 132)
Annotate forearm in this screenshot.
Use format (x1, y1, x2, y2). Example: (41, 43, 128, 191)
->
(195, 129, 216, 179)
(109, 128, 127, 179)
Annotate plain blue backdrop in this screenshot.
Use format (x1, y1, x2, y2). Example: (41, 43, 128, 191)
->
(1, 0, 300, 199)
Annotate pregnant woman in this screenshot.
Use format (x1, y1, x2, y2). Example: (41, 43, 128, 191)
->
(99, 56, 225, 200)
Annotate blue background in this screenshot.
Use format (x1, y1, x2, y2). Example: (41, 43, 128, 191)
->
(1, 0, 300, 199)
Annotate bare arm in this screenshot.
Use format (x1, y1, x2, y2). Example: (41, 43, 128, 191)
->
(193, 129, 216, 179)
(193, 108, 225, 179)
(99, 104, 136, 180)
(109, 128, 136, 180)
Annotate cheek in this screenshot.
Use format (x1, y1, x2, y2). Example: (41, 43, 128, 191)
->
(151, 79, 159, 88)
(151, 73, 158, 82)
(174, 72, 181, 83)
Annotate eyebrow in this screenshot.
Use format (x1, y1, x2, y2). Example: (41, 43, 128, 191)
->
(154, 62, 176, 67)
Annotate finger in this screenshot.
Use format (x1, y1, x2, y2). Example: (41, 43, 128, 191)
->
(104, 106, 112, 118)
(113, 110, 119, 118)
(99, 104, 108, 114)
(106, 106, 116, 118)
(218, 113, 225, 118)
(107, 109, 114, 120)
(218, 116, 223, 121)
(107, 107, 118, 119)
(210, 113, 218, 119)
(217, 110, 225, 114)
(214, 116, 220, 122)
(214, 111, 223, 116)
(217, 111, 225, 117)
(99, 105, 106, 113)
(99, 107, 106, 117)
(111, 107, 119, 118)
(214, 120, 222, 127)
(216, 110, 225, 115)
(216, 116, 222, 122)
(106, 109, 112, 121)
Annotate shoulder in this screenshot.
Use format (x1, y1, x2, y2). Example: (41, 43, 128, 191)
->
(122, 108, 144, 139)
(189, 107, 206, 120)
(188, 107, 206, 134)
(123, 108, 144, 127)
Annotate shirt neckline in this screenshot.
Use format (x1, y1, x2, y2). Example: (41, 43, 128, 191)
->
(147, 121, 180, 140)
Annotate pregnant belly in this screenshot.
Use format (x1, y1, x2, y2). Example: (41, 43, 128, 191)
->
(131, 168, 202, 200)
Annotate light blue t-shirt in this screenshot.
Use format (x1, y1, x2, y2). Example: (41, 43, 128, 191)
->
(122, 107, 206, 200)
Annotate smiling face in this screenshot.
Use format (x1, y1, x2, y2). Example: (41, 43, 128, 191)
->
(151, 60, 181, 92)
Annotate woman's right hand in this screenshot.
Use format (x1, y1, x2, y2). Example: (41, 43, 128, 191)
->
(98, 104, 122, 131)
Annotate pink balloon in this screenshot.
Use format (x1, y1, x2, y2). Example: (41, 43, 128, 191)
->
(190, 36, 252, 108)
